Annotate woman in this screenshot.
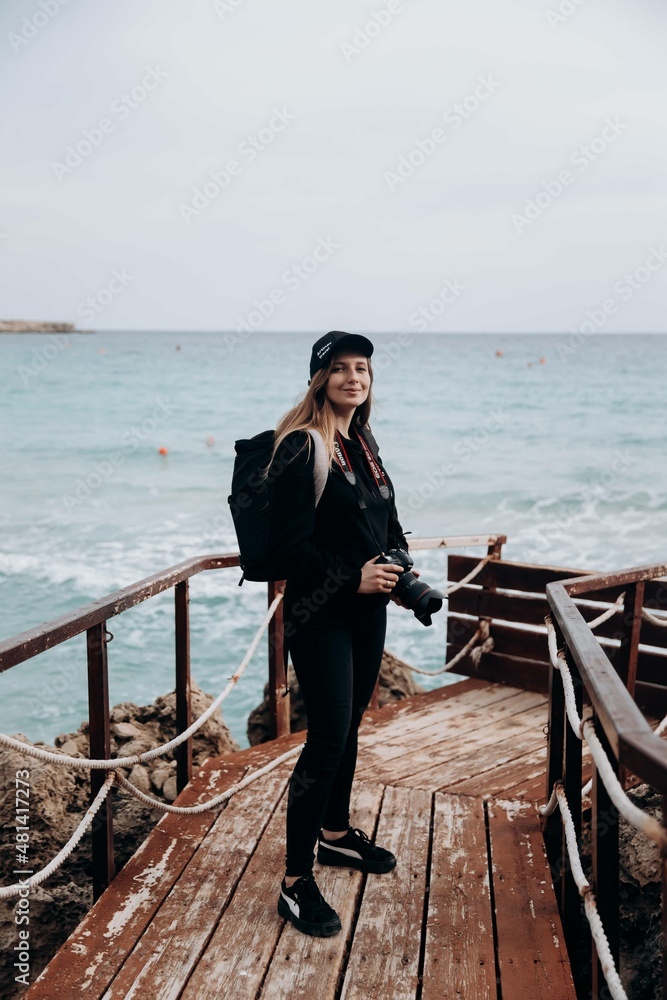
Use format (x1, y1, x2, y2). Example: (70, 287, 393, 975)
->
(266, 330, 415, 938)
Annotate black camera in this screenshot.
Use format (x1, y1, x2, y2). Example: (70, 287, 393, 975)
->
(375, 548, 447, 626)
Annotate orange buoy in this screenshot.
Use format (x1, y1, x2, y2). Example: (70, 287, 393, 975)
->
(539, 356, 546, 364)
(205, 435, 215, 448)
(495, 349, 503, 357)
(158, 447, 168, 455)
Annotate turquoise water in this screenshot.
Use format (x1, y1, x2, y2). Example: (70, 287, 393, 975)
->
(1, 331, 665, 749)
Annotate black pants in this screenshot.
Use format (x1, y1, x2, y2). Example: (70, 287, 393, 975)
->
(284, 599, 387, 876)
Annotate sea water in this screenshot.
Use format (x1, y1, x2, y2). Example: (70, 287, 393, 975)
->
(1, 331, 665, 749)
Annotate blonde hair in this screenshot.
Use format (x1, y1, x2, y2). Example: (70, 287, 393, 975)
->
(263, 352, 375, 477)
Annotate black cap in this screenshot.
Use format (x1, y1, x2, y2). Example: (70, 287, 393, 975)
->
(308, 331, 374, 381)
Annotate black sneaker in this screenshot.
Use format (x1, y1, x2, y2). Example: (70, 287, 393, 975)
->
(277, 874, 342, 937)
(317, 827, 396, 874)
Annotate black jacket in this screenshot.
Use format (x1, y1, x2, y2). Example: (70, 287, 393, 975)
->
(267, 428, 409, 628)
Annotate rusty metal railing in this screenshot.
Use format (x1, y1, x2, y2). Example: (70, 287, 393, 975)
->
(0, 534, 505, 900)
(544, 561, 667, 999)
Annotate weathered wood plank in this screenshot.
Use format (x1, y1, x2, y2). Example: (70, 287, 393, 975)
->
(360, 705, 548, 788)
(340, 785, 431, 1000)
(393, 722, 549, 793)
(356, 691, 546, 778)
(26, 735, 304, 999)
(25, 761, 236, 999)
(421, 794, 496, 1000)
(358, 682, 528, 752)
(487, 798, 577, 1000)
(179, 784, 291, 999)
(259, 783, 384, 999)
(361, 677, 488, 733)
(102, 767, 291, 999)
(450, 748, 549, 799)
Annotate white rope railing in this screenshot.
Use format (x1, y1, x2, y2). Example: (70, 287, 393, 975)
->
(542, 613, 667, 999)
(585, 592, 625, 631)
(405, 555, 492, 676)
(583, 707, 667, 799)
(115, 743, 303, 815)
(0, 774, 115, 900)
(0, 593, 286, 897)
(546, 617, 584, 738)
(642, 607, 667, 627)
(582, 720, 667, 849)
(545, 616, 667, 849)
(442, 555, 490, 596)
(407, 620, 491, 676)
(541, 783, 627, 1000)
(0, 591, 284, 771)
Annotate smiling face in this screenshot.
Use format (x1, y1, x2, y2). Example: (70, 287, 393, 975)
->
(324, 351, 371, 412)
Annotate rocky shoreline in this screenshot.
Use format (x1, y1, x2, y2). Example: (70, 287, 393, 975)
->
(0, 321, 91, 333)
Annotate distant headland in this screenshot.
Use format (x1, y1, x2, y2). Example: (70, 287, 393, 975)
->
(0, 320, 93, 333)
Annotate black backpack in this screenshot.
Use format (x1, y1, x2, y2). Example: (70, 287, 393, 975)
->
(227, 428, 330, 585)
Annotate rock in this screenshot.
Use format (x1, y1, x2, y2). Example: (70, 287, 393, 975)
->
(581, 782, 663, 999)
(0, 320, 78, 333)
(126, 765, 151, 794)
(111, 722, 143, 739)
(109, 702, 141, 724)
(618, 785, 662, 998)
(0, 681, 239, 999)
(162, 776, 178, 802)
(117, 735, 157, 758)
(150, 766, 172, 791)
(247, 647, 424, 746)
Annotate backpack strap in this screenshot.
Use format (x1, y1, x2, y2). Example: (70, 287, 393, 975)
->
(306, 428, 329, 506)
(357, 424, 381, 462)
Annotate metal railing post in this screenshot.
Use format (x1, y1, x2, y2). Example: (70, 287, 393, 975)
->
(616, 581, 644, 698)
(175, 580, 192, 793)
(544, 618, 566, 896)
(662, 795, 667, 1000)
(562, 646, 588, 997)
(268, 580, 289, 740)
(86, 622, 114, 900)
(591, 714, 620, 998)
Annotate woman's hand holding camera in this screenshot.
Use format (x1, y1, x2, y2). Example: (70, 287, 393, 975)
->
(357, 555, 404, 595)
(389, 567, 420, 608)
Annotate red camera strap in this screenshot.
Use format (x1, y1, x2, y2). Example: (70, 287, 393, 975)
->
(333, 427, 390, 501)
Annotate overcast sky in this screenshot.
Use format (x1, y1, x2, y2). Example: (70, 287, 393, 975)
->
(1, 0, 665, 333)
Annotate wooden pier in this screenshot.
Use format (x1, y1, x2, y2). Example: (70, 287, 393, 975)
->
(26, 678, 579, 999)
